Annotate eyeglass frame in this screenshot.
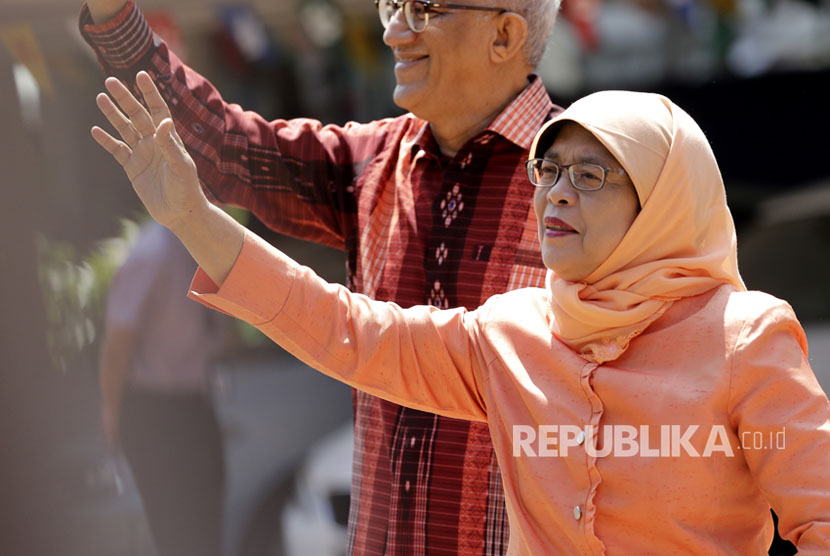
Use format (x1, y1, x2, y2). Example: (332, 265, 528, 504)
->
(374, 0, 507, 33)
(525, 158, 628, 192)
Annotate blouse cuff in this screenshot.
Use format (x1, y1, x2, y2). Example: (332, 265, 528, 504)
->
(188, 232, 296, 326)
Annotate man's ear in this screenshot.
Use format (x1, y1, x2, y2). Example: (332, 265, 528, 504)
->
(490, 12, 528, 65)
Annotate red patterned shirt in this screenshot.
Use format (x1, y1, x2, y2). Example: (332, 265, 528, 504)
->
(80, 3, 560, 554)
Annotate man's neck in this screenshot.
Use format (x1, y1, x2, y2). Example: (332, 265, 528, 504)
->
(430, 75, 529, 158)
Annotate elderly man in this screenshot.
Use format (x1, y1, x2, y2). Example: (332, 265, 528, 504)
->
(80, 0, 561, 554)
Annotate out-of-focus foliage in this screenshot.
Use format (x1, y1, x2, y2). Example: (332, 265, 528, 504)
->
(36, 206, 271, 373)
(36, 215, 145, 372)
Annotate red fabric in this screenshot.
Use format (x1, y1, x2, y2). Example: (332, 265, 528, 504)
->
(80, 3, 561, 553)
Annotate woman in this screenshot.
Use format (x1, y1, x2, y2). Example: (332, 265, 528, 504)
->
(92, 74, 830, 554)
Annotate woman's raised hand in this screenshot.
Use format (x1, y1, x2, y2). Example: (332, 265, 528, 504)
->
(91, 71, 209, 232)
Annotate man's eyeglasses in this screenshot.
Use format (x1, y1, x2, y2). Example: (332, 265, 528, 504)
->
(526, 159, 627, 192)
(375, 0, 506, 33)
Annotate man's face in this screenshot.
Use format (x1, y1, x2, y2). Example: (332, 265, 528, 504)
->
(382, 2, 501, 122)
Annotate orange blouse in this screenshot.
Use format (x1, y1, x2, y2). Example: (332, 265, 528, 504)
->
(191, 233, 830, 555)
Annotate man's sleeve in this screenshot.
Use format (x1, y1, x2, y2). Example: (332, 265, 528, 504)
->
(79, 1, 393, 250)
(728, 296, 830, 554)
(189, 232, 491, 423)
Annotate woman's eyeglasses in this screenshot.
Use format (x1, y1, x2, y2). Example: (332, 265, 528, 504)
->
(375, 0, 506, 33)
(526, 159, 627, 192)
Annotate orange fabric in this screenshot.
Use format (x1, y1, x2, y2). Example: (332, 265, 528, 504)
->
(187, 91, 830, 553)
(189, 233, 830, 555)
(529, 91, 746, 363)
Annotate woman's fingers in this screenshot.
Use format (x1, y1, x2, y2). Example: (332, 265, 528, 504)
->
(136, 71, 173, 126)
(155, 118, 193, 176)
(104, 76, 156, 137)
(91, 126, 132, 167)
(96, 73, 175, 148)
(96, 93, 142, 147)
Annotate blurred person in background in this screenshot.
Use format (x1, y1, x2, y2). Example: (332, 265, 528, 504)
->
(80, 0, 562, 554)
(99, 219, 232, 556)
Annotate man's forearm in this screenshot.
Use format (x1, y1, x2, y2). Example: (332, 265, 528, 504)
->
(87, 0, 129, 24)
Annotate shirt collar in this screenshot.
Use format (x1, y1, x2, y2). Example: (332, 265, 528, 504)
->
(488, 74, 554, 151)
(408, 115, 434, 154)
(406, 74, 554, 159)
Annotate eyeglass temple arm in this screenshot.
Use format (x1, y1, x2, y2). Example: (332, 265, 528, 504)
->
(375, 1, 506, 13)
(427, 1, 506, 12)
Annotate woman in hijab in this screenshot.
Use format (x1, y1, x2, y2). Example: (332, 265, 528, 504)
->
(92, 75, 830, 554)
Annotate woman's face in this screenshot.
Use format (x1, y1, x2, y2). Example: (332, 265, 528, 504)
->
(534, 123, 641, 282)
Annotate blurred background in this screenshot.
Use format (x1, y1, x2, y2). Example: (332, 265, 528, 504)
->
(0, 0, 828, 554)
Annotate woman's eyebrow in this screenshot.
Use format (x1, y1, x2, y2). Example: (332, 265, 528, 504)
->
(545, 150, 620, 169)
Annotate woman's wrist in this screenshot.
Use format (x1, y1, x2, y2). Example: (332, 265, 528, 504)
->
(168, 202, 246, 286)
(165, 197, 214, 239)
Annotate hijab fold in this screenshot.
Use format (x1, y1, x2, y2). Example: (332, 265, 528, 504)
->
(529, 92, 746, 363)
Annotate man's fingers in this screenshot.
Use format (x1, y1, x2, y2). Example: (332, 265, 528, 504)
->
(136, 71, 172, 126)
(104, 76, 156, 137)
(96, 93, 142, 147)
(91, 126, 132, 167)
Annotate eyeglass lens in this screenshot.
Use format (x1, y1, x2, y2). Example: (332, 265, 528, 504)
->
(528, 161, 606, 191)
(378, 0, 430, 32)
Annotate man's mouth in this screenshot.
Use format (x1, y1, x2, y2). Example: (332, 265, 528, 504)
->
(395, 52, 428, 64)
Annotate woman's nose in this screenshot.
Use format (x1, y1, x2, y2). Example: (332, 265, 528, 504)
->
(546, 174, 578, 206)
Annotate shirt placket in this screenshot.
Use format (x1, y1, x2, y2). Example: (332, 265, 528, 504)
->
(391, 141, 490, 553)
(578, 361, 608, 555)
(424, 139, 493, 310)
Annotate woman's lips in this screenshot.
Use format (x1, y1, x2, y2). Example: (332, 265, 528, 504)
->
(544, 216, 577, 238)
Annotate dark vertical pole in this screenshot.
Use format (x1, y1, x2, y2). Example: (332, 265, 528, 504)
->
(0, 48, 57, 556)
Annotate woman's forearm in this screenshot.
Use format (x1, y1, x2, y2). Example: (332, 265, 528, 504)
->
(169, 202, 245, 287)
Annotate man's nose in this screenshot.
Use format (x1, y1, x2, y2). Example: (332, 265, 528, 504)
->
(383, 7, 417, 47)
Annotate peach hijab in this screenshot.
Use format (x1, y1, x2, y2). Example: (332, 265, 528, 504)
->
(529, 91, 746, 364)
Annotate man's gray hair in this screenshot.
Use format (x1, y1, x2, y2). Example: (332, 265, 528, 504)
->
(500, 0, 561, 68)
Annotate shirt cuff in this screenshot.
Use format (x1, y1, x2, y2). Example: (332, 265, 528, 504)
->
(79, 0, 154, 70)
(188, 232, 297, 326)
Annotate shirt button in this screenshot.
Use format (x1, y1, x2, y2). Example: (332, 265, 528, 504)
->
(573, 505, 582, 520)
(576, 430, 586, 445)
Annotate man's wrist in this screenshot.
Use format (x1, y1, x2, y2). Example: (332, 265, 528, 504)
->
(87, 0, 129, 25)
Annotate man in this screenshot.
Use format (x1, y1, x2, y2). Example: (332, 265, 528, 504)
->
(81, 1, 561, 554)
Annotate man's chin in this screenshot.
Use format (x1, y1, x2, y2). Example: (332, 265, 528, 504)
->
(392, 85, 426, 117)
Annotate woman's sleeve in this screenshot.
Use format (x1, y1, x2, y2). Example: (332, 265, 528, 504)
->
(728, 294, 830, 554)
(189, 232, 490, 423)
